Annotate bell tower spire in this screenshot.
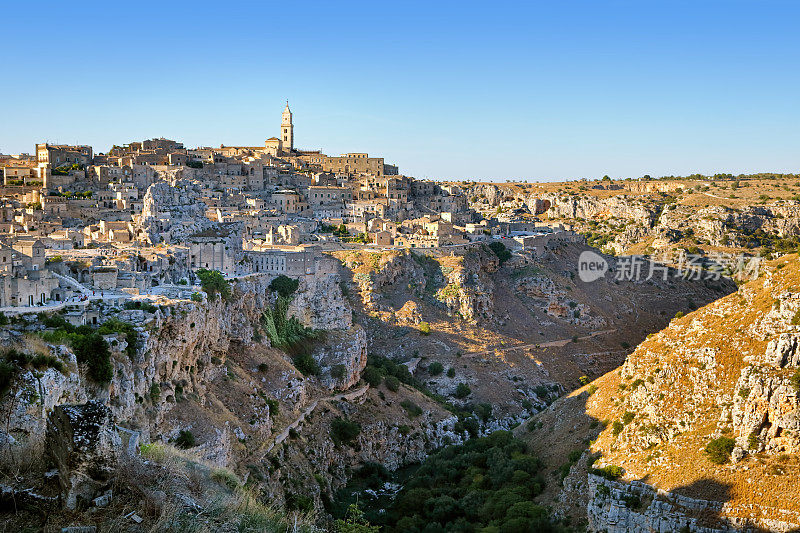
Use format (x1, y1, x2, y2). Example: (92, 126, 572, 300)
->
(281, 102, 293, 153)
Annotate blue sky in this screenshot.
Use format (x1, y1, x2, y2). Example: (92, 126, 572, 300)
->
(2, 0, 798, 181)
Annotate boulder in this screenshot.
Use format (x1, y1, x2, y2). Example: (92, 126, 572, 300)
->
(765, 333, 800, 367)
(46, 401, 121, 510)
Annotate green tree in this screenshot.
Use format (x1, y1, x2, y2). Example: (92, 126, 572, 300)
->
(196, 268, 231, 301)
(336, 504, 380, 533)
(72, 333, 113, 383)
(455, 382, 472, 398)
(488, 241, 512, 264)
(331, 417, 361, 447)
(269, 275, 300, 298)
(428, 361, 444, 376)
(362, 366, 383, 387)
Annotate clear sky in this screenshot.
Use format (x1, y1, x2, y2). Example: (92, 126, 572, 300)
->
(2, 0, 798, 181)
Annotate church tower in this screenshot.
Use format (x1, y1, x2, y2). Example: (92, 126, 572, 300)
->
(280, 101, 293, 153)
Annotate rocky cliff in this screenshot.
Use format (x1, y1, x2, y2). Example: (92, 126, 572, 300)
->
(524, 254, 800, 531)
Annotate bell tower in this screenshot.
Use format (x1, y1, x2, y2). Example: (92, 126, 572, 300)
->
(281, 101, 293, 153)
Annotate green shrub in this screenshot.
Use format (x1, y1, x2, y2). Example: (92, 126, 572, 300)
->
(454, 383, 471, 399)
(791, 370, 800, 392)
(339, 431, 549, 531)
(331, 417, 361, 447)
(30, 354, 65, 373)
(704, 436, 736, 464)
(262, 295, 321, 358)
(72, 333, 113, 383)
(174, 429, 196, 449)
(474, 402, 492, 422)
(384, 375, 400, 392)
(674, 311, 685, 319)
(622, 493, 642, 509)
(98, 318, 140, 359)
(590, 464, 624, 480)
(269, 275, 300, 298)
(0, 361, 15, 396)
(331, 364, 346, 379)
(488, 241, 512, 264)
(446, 367, 455, 378)
(335, 504, 380, 533)
(587, 384, 598, 396)
(293, 353, 320, 376)
(419, 322, 431, 336)
(622, 411, 635, 425)
(196, 268, 231, 301)
(123, 301, 157, 313)
(362, 366, 383, 387)
(400, 400, 423, 418)
(191, 292, 203, 302)
(427, 361, 444, 376)
(149, 383, 161, 403)
(748, 431, 759, 450)
(611, 420, 624, 436)
(579, 375, 590, 386)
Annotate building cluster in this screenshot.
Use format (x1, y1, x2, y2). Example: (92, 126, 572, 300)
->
(0, 103, 578, 314)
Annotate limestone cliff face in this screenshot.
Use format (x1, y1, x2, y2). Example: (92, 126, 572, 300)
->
(0, 272, 364, 454)
(541, 193, 659, 227)
(337, 248, 500, 325)
(731, 291, 800, 456)
(288, 274, 353, 330)
(587, 474, 800, 533)
(263, 388, 463, 512)
(571, 257, 800, 531)
(465, 183, 800, 258)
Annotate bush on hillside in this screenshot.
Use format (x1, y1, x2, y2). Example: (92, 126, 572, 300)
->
(331, 417, 361, 447)
(384, 375, 400, 392)
(705, 436, 736, 464)
(427, 361, 444, 376)
(362, 366, 383, 387)
(454, 383, 471, 399)
(174, 429, 196, 449)
(590, 464, 624, 480)
(72, 333, 113, 383)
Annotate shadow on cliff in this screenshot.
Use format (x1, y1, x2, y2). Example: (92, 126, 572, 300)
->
(643, 477, 800, 532)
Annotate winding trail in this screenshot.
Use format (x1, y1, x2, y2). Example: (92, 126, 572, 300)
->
(463, 329, 617, 358)
(264, 384, 369, 454)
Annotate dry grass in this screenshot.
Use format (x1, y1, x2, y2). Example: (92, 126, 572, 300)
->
(580, 255, 800, 516)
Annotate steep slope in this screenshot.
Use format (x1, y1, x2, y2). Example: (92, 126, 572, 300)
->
(335, 243, 733, 431)
(523, 254, 800, 531)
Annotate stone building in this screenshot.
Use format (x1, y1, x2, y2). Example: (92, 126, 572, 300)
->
(188, 227, 240, 275)
(36, 143, 93, 168)
(246, 246, 319, 276)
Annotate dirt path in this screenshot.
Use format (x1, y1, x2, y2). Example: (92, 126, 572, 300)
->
(263, 384, 369, 454)
(464, 329, 617, 358)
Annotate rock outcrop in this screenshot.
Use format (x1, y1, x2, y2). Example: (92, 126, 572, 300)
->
(587, 474, 800, 533)
(46, 401, 121, 510)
